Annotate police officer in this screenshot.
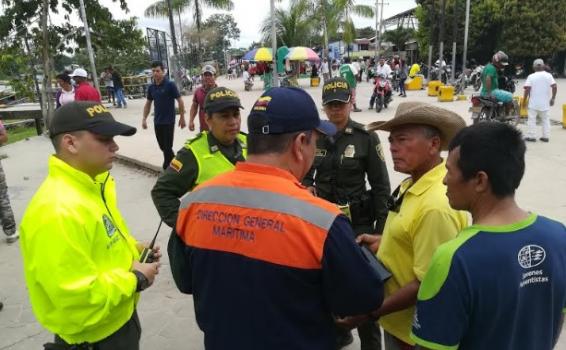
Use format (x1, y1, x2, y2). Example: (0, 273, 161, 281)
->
(303, 77, 391, 350)
(151, 86, 246, 229)
(20, 102, 161, 349)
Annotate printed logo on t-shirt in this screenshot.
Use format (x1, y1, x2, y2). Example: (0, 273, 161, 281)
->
(518, 244, 546, 269)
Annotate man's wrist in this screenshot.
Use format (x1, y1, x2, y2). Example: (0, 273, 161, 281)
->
(133, 270, 149, 292)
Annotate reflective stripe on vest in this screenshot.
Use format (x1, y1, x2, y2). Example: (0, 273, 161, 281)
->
(186, 131, 247, 187)
(177, 185, 339, 270)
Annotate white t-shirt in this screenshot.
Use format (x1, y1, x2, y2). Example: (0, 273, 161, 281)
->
(375, 63, 392, 78)
(349, 63, 359, 75)
(243, 71, 251, 81)
(352, 61, 361, 72)
(59, 88, 75, 106)
(322, 62, 329, 74)
(525, 71, 556, 111)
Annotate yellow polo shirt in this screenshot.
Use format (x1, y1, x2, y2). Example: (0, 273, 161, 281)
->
(377, 161, 468, 345)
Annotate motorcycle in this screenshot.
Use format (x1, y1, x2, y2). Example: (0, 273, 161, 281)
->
(369, 75, 392, 113)
(454, 68, 472, 95)
(470, 65, 484, 91)
(391, 69, 400, 92)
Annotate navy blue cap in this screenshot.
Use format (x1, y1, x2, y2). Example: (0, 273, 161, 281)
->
(248, 87, 336, 136)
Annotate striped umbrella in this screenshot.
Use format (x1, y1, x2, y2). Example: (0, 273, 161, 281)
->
(285, 47, 320, 61)
(243, 47, 273, 61)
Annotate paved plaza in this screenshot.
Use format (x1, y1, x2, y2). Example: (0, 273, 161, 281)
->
(0, 76, 565, 349)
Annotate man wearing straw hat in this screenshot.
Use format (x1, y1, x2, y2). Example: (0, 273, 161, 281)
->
(338, 102, 468, 350)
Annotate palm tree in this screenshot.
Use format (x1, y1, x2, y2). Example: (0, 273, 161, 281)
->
(306, 0, 373, 74)
(144, 0, 234, 63)
(260, 0, 315, 47)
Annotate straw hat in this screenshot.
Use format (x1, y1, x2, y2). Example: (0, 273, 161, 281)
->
(367, 102, 466, 150)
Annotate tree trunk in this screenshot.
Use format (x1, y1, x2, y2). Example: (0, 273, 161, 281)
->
(41, 0, 52, 132)
(195, 0, 202, 65)
(321, 0, 331, 77)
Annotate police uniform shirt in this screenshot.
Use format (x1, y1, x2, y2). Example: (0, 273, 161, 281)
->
(151, 132, 246, 227)
(303, 119, 390, 232)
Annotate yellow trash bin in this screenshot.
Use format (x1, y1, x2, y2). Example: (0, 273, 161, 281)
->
(405, 76, 423, 90)
(438, 86, 455, 102)
(428, 80, 442, 96)
(310, 76, 320, 87)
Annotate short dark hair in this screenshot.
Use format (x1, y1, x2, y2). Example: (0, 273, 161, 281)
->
(151, 61, 164, 70)
(56, 73, 71, 83)
(449, 123, 525, 198)
(248, 131, 312, 155)
(51, 130, 84, 152)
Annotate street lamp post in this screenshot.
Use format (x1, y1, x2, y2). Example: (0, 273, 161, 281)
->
(462, 0, 471, 71)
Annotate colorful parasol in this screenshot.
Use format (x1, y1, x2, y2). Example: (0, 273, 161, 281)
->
(243, 47, 273, 61)
(285, 47, 320, 61)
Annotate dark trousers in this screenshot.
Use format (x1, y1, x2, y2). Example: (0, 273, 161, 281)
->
(51, 311, 141, 350)
(155, 123, 175, 169)
(399, 78, 407, 96)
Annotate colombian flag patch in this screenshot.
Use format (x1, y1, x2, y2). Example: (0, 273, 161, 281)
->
(170, 158, 183, 172)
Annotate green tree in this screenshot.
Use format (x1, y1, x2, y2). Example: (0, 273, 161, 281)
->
(357, 26, 376, 38)
(260, 0, 315, 47)
(201, 14, 240, 66)
(415, 0, 566, 65)
(383, 27, 416, 52)
(144, 0, 234, 63)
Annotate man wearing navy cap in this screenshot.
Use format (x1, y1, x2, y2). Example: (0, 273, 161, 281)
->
(172, 87, 385, 350)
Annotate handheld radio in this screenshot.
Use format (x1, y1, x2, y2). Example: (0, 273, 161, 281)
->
(139, 220, 163, 263)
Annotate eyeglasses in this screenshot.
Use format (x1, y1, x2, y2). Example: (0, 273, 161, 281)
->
(387, 184, 408, 213)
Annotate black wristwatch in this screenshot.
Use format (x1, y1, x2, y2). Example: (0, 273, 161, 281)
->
(133, 270, 149, 292)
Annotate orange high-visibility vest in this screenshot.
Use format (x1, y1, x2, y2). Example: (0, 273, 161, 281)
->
(176, 162, 342, 269)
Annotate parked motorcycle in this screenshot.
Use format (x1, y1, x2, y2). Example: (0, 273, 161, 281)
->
(369, 75, 392, 113)
(470, 65, 484, 91)
(454, 68, 472, 95)
(469, 94, 519, 126)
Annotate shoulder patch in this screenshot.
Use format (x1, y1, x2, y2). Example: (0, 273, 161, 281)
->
(185, 132, 204, 146)
(169, 158, 183, 172)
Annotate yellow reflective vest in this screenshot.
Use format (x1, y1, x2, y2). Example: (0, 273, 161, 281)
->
(20, 156, 140, 344)
(186, 131, 247, 187)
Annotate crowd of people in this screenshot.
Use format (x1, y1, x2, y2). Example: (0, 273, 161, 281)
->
(0, 51, 563, 350)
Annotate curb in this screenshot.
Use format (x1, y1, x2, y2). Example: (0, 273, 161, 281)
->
(115, 153, 162, 176)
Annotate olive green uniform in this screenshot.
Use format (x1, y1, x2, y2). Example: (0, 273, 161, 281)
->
(151, 131, 247, 228)
(303, 119, 390, 234)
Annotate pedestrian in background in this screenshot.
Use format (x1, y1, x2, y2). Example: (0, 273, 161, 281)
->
(101, 68, 115, 106)
(20, 102, 161, 350)
(322, 58, 330, 82)
(55, 73, 75, 109)
(70, 68, 101, 103)
(0, 120, 17, 244)
(339, 57, 362, 112)
(171, 87, 385, 350)
(143, 61, 186, 169)
(523, 58, 557, 143)
(398, 59, 408, 98)
(109, 66, 127, 109)
(189, 65, 217, 133)
(412, 122, 566, 350)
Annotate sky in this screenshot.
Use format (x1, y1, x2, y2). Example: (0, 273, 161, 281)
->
(101, 0, 417, 48)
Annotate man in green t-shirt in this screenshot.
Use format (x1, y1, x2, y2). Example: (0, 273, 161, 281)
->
(480, 51, 513, 103)
(339, 57, 362, 112)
